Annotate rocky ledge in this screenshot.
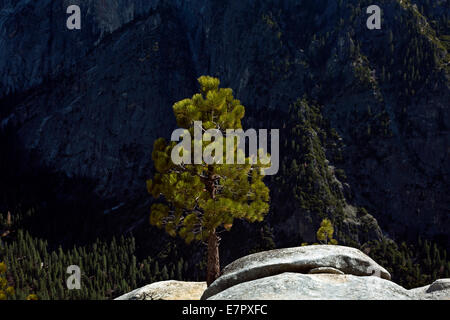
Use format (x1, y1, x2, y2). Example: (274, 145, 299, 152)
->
(201, 245, 391, 299)
(207, 273, 449, 300)
(114, 280, 206, 300)
(117, 246, 449, 300)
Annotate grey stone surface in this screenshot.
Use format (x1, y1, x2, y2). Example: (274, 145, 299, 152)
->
(207, 273, 415, 300)
(114, 280, 206, 300)
(408, 279, 450, 300)
(201, 245, 390, 299)
(309, 266, 345, 275)
(208, 273, 450, 300)
(427, 279, 450, 293)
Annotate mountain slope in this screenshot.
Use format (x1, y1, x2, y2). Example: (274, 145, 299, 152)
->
(0, 0, 448, 251)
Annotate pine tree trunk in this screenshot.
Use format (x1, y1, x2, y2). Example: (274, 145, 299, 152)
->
(206, 229, 220, 286)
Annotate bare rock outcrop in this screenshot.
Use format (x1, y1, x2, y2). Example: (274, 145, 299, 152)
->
(207, 273, 415, 300)
(201, 245, 390, 300)
(117, 247, 448, 301)
(114, 280, 206, 300)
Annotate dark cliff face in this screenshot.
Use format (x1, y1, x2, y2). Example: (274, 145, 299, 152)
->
(0, 0, 448, 248)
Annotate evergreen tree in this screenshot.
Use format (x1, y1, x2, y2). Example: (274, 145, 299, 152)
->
(147, 76, 270, 285)
(316, 219, 338, 245)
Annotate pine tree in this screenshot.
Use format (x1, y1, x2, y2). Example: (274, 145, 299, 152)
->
(316, 219, 338, 245)
(147, 76, 270, 285)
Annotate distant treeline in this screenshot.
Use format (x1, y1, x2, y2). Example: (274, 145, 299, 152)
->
(363, 238, 450, 289)
(0, 228, 192, 300)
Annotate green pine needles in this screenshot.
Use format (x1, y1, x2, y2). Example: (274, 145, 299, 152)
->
(147, 76, 270, 285)
(316, 219, 338, 245)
